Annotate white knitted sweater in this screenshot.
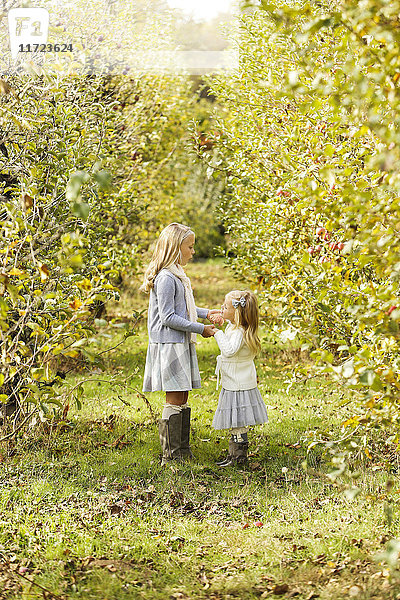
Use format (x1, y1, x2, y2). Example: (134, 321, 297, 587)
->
(214, 322, 257, 391)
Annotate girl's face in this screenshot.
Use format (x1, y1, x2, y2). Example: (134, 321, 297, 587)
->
(179, 233, 195, 266)
(221, 294, 235, 322)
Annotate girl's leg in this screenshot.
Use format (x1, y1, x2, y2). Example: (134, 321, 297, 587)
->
(162, 391, 187, 418)
(231, 426, 249, 443)
(165, 391, 187, 406)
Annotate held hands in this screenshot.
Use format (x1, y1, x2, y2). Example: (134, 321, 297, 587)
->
(202, 324, 217, 338)
(207, 309, 224, 326)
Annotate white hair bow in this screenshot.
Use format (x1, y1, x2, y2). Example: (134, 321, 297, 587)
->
(232, 296, 246, 308)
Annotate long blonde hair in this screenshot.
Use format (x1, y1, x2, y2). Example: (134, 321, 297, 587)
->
(228, 290, 261, 356)
(140, 223, 194, 293)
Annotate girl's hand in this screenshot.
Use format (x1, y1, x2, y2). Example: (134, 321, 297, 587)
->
(202, 324, 217, 338)
(207, 310, 224, 326)
(212, 314, 224, 326)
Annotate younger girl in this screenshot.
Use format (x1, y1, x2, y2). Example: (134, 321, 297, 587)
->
(212, 290, 268, 467)
(140, 223, 219, 465)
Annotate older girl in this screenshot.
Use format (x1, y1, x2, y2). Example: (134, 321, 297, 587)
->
(141, 223, 219, 465)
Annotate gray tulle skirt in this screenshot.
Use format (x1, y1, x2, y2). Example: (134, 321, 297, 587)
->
(212, 387, 268, 430)
(142, 336, 201, 392)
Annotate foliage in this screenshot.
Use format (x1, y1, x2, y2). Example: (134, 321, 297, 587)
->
(206, 0, 400, 457)
(0, 6, 224, 423)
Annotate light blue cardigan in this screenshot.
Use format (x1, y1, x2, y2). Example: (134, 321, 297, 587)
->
(147, 269, 209, 343)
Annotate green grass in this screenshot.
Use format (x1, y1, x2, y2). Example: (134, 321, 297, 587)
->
(1, 260, 400, 599)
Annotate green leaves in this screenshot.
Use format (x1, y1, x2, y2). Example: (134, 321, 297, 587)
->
(72, 201, 90, 222)
(93, 170, 112, 190)
(67, 170, 91, 221)
(206, 0, 400, 460)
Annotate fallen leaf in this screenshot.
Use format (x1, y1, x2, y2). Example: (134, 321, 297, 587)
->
(272, 583, 289, 595)
(255, 521, 264, 527)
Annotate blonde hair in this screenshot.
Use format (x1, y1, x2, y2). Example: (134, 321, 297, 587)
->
(227, 290, 261, 356)
(140, 223, 194, 293)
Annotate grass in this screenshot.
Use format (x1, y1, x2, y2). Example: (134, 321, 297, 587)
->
(1, 259, 400, 599)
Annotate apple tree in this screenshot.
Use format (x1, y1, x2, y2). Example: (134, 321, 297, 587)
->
(205, 0, 400, 458)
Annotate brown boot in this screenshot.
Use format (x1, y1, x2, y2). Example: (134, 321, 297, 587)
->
(218, 435, 248, 467)
(216, 437, 234, 465)
(180, 406, 193, 460)
(158, 413, 182, 465)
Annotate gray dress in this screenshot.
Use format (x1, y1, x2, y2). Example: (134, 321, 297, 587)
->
(142, 334, 201, 392)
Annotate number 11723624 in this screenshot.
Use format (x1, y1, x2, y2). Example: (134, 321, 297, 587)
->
(18, 43, 73, 52)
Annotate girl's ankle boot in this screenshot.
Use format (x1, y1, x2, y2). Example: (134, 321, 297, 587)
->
(216, 436, 235, 466)
(215, 452, 230, 466)
(218, 434, 248, 467)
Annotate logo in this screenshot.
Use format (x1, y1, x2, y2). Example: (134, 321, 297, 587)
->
(8, 8, 50, 60)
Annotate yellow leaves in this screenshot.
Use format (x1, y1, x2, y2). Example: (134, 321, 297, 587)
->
(0, 241, 18, 255)
(393, 73, 400, 83)
(9, 267, 25, 277)
(385, 370, 396, 383)
(76, 278, 92, 291)
(351, 125, 370, 138)
(26, 321, 45, 336)
(63, 350, 79, 358)
(69, 297, 83, 310)
(31, 367, 46, 381)
(342, 416, 360, 429)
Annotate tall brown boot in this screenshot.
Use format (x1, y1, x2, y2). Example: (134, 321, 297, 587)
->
(180, 406, 193, 459)
(158, 413, 182, 465)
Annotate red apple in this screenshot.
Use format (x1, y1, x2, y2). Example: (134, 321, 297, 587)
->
(337, 242, 345, 251)
(388, 305, 397, 315)
(316, 227, 326, 237)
